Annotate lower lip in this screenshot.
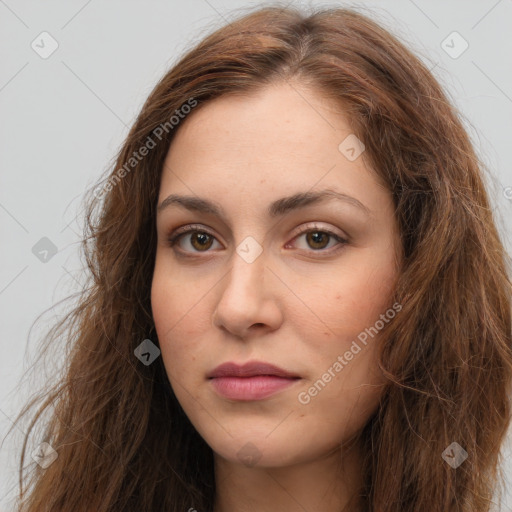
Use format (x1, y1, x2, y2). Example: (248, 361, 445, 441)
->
(210, 376, 300, 401)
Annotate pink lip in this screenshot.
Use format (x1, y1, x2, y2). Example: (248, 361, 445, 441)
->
(208, 361, 301, 401)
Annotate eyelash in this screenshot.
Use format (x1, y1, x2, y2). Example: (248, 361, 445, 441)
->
(166, 223, 348, 257)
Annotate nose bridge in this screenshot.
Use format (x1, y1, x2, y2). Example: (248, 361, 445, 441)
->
(226, 238, 267, 296)
(212, 237, 281, 336)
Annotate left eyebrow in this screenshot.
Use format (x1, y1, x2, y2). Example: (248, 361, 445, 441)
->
(156, 188, 373, 219)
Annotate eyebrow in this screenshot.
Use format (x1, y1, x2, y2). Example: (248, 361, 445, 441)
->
(156, 188, 372, 219)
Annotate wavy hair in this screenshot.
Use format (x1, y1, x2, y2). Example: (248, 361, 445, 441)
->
(8, 4, 512, 512)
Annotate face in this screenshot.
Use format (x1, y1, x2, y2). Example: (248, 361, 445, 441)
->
(151, 81, 402, 468)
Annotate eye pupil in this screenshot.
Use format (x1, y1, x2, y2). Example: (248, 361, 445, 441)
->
(191, 232, 213, 251)
(307, 231, 329, 250)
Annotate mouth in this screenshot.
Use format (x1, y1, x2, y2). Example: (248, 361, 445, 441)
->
(207, 361, 301, 401)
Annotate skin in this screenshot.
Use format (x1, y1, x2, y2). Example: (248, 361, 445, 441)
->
(151, 80, 402, 512)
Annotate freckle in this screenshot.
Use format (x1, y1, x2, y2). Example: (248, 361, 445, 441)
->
(336, 295, 341, 300)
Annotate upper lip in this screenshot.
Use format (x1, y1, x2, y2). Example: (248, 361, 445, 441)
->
(207, 361, 300, 379)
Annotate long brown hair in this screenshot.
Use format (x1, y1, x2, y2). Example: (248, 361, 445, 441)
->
(8, 4, 512, 511)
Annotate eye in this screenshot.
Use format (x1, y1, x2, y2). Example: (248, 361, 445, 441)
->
(287, 224, 348, 254)
(166, 223, 348, 256)
(167, 224, 221, 253)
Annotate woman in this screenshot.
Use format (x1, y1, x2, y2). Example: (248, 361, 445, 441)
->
(11, 5, 512, 512)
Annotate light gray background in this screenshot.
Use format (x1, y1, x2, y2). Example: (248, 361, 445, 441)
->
(1, 0, 512, 510)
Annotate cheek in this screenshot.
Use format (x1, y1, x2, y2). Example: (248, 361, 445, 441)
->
(151, 255, 214, 339)
(151, 265, 206, 381)
(292, 253, 398, 341)
(286, 252, 397, 406)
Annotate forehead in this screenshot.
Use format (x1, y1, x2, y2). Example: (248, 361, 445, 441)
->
(165, 82, 353, 162)
(158, 82, 388, 213)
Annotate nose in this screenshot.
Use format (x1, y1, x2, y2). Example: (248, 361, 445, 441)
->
(212, 247, 283, 339)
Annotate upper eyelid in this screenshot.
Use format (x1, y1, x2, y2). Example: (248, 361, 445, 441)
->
(168, 222, 347, 240)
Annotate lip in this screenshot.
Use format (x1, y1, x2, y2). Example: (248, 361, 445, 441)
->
(208, 361, 301, 401)
(208, 361, 300, 379)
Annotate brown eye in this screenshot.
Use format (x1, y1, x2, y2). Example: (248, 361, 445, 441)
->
(289, 227, 348, 254)
(305, 231, 330, 250)
(167, 227, 221, 253)
(189, 232, 214, 251)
